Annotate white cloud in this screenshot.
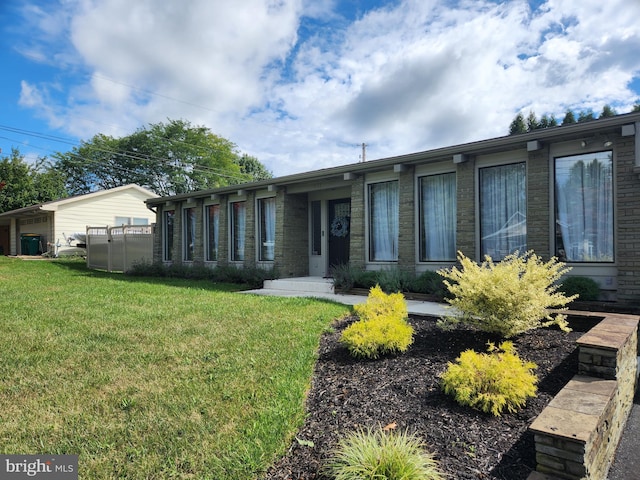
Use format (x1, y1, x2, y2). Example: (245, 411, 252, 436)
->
(12, 0, 640, 176)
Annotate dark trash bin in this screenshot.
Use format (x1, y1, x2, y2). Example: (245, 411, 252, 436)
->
(20, 234, 41, 255)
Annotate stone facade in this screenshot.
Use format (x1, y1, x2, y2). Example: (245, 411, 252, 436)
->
(397, 166, 416, 272)
(527, 146, 551, 257)
(145, 113, 640, 304)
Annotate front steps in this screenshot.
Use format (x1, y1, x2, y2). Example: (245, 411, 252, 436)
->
(262, 277, 334, 295)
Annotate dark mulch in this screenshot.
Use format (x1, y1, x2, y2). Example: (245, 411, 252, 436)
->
(264, 315, 589, 480)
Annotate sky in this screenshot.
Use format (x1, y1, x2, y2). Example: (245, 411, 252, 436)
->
(1, 0, 639, 178)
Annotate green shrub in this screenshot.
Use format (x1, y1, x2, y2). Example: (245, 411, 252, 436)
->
(324, 427, 443, 480)
(376, 268, 414, 294)
(410, 270, 447, 298)
(126, 262, 278, 288)
(331, 264, 378, 291)
(558, 276, 600, 302)
(438, 251, 576, 337)
(440, 341, 538, 416)
(341, 285, 414, 359)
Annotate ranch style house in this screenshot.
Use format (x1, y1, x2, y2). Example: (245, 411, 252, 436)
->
(146, 111, 640, 304)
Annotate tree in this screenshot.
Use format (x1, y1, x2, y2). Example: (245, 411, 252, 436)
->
(577, 110, 596, 123)
(0, 149, 67, 213)
(600, 104, 617, 118)
(633, 103, 640, 112)
(526, 111, 539, 132)
(508, 113, 527, 135)
(235, 154, 272, 181)
(53, 119, 272, 196)
(562, 110, 577, 125)
(539, 114, 557, 129)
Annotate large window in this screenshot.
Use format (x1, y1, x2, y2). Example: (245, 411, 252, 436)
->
(206, 204, 219, 262)
(183, 207, 196, 261)
(555, 151, 613, 262)
(369, 180, 399, 261)
(163, 209, 175, 261)
(419, 173, 456, 261)
(258, 197, 276, 261)
(480, 163, 526, 260)
(231, 201, 246, 261)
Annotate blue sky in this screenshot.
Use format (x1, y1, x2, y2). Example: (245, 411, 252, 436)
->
(1, 0, 639, 177)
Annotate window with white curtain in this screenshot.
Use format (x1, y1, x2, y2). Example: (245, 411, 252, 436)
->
(231, 201, 246, 261)
(555, 151, 613, 262)
(419, 173, 456, 261)
(163, 209, 175, 261)
(480, 163, 526, 260)
(258, 197, 276, 261)
(183, 207, 196, 261)
(368, 180, 399, 261)
(206, 204, 219, 262)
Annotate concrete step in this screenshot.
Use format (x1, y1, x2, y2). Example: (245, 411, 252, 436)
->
(263, 277, 334, 294)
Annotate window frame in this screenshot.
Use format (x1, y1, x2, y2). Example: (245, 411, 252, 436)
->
(478, 160, 527, 261)
(230, 200, 246, 262)
(182, 206, 197, 262)
(367, 178, 399, 263)
(553, 150, 614, 263)
(205, 203, 220, 262)
(257, 196, 276, 262)
(418, 171, 457, 262)
(163, 208, 175, 262)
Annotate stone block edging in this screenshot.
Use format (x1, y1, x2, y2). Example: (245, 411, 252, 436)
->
(527, 312, 639, 480)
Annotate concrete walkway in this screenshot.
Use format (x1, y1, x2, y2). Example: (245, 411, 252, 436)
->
(241, 276, 450, 318)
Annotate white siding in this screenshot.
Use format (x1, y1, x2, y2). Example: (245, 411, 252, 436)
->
(52, 189, 156, 247)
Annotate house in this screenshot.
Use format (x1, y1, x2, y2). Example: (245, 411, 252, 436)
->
(145, 111, 640, 304)
(0, 184, 158, 256)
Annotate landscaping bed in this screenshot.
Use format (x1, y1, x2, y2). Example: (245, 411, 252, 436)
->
(264, 315, 587, 480)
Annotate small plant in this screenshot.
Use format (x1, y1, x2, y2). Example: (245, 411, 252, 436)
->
(376, 267, 414, 293)
(440, 341, 538, 416)
(341, 285, 414, 359)
(558, 276, 600, 302)
(324, 427, 444, 480)
(438, 251, 576, 337)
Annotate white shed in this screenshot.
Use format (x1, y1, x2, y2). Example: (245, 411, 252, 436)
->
(0, 184, 158, 256)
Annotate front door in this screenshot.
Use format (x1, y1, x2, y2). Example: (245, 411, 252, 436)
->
(328, 198, 350, 273)
(309, 198, 351, 277)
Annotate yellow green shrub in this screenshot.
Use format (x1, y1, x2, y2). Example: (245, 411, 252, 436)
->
(440, 341, 538, 416)
(438, 251, 576, 337)
(353, 284, 408, 322)
(341, 285, 414, 359)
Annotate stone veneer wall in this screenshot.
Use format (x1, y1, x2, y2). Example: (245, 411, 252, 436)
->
(349, 177, 366, 270)
(455, 157, 476, 258)
(529, 313, 639, 480)
(397, 166, 416, 273)
(615, 133, 640, 303)
(277, 192, 309, 277)
(526, 146, 551, 257)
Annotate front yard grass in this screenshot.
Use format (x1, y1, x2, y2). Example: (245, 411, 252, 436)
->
(0, 257, 349, 479)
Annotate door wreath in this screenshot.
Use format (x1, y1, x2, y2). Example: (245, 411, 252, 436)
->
(330, 216, 349, 237)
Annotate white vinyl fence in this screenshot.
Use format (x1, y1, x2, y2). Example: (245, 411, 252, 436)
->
(86, 225, 154, 272)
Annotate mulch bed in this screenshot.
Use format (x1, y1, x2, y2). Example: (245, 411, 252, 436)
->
(264, 315, 589, 480)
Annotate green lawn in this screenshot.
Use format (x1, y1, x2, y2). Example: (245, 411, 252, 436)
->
(0, 257, 349, 479)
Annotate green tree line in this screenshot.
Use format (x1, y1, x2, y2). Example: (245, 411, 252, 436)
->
(508, 103, 640, 135)
(0, 119, 272, 213)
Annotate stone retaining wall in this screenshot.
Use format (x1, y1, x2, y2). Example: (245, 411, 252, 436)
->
(528, 312, 639, 480)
